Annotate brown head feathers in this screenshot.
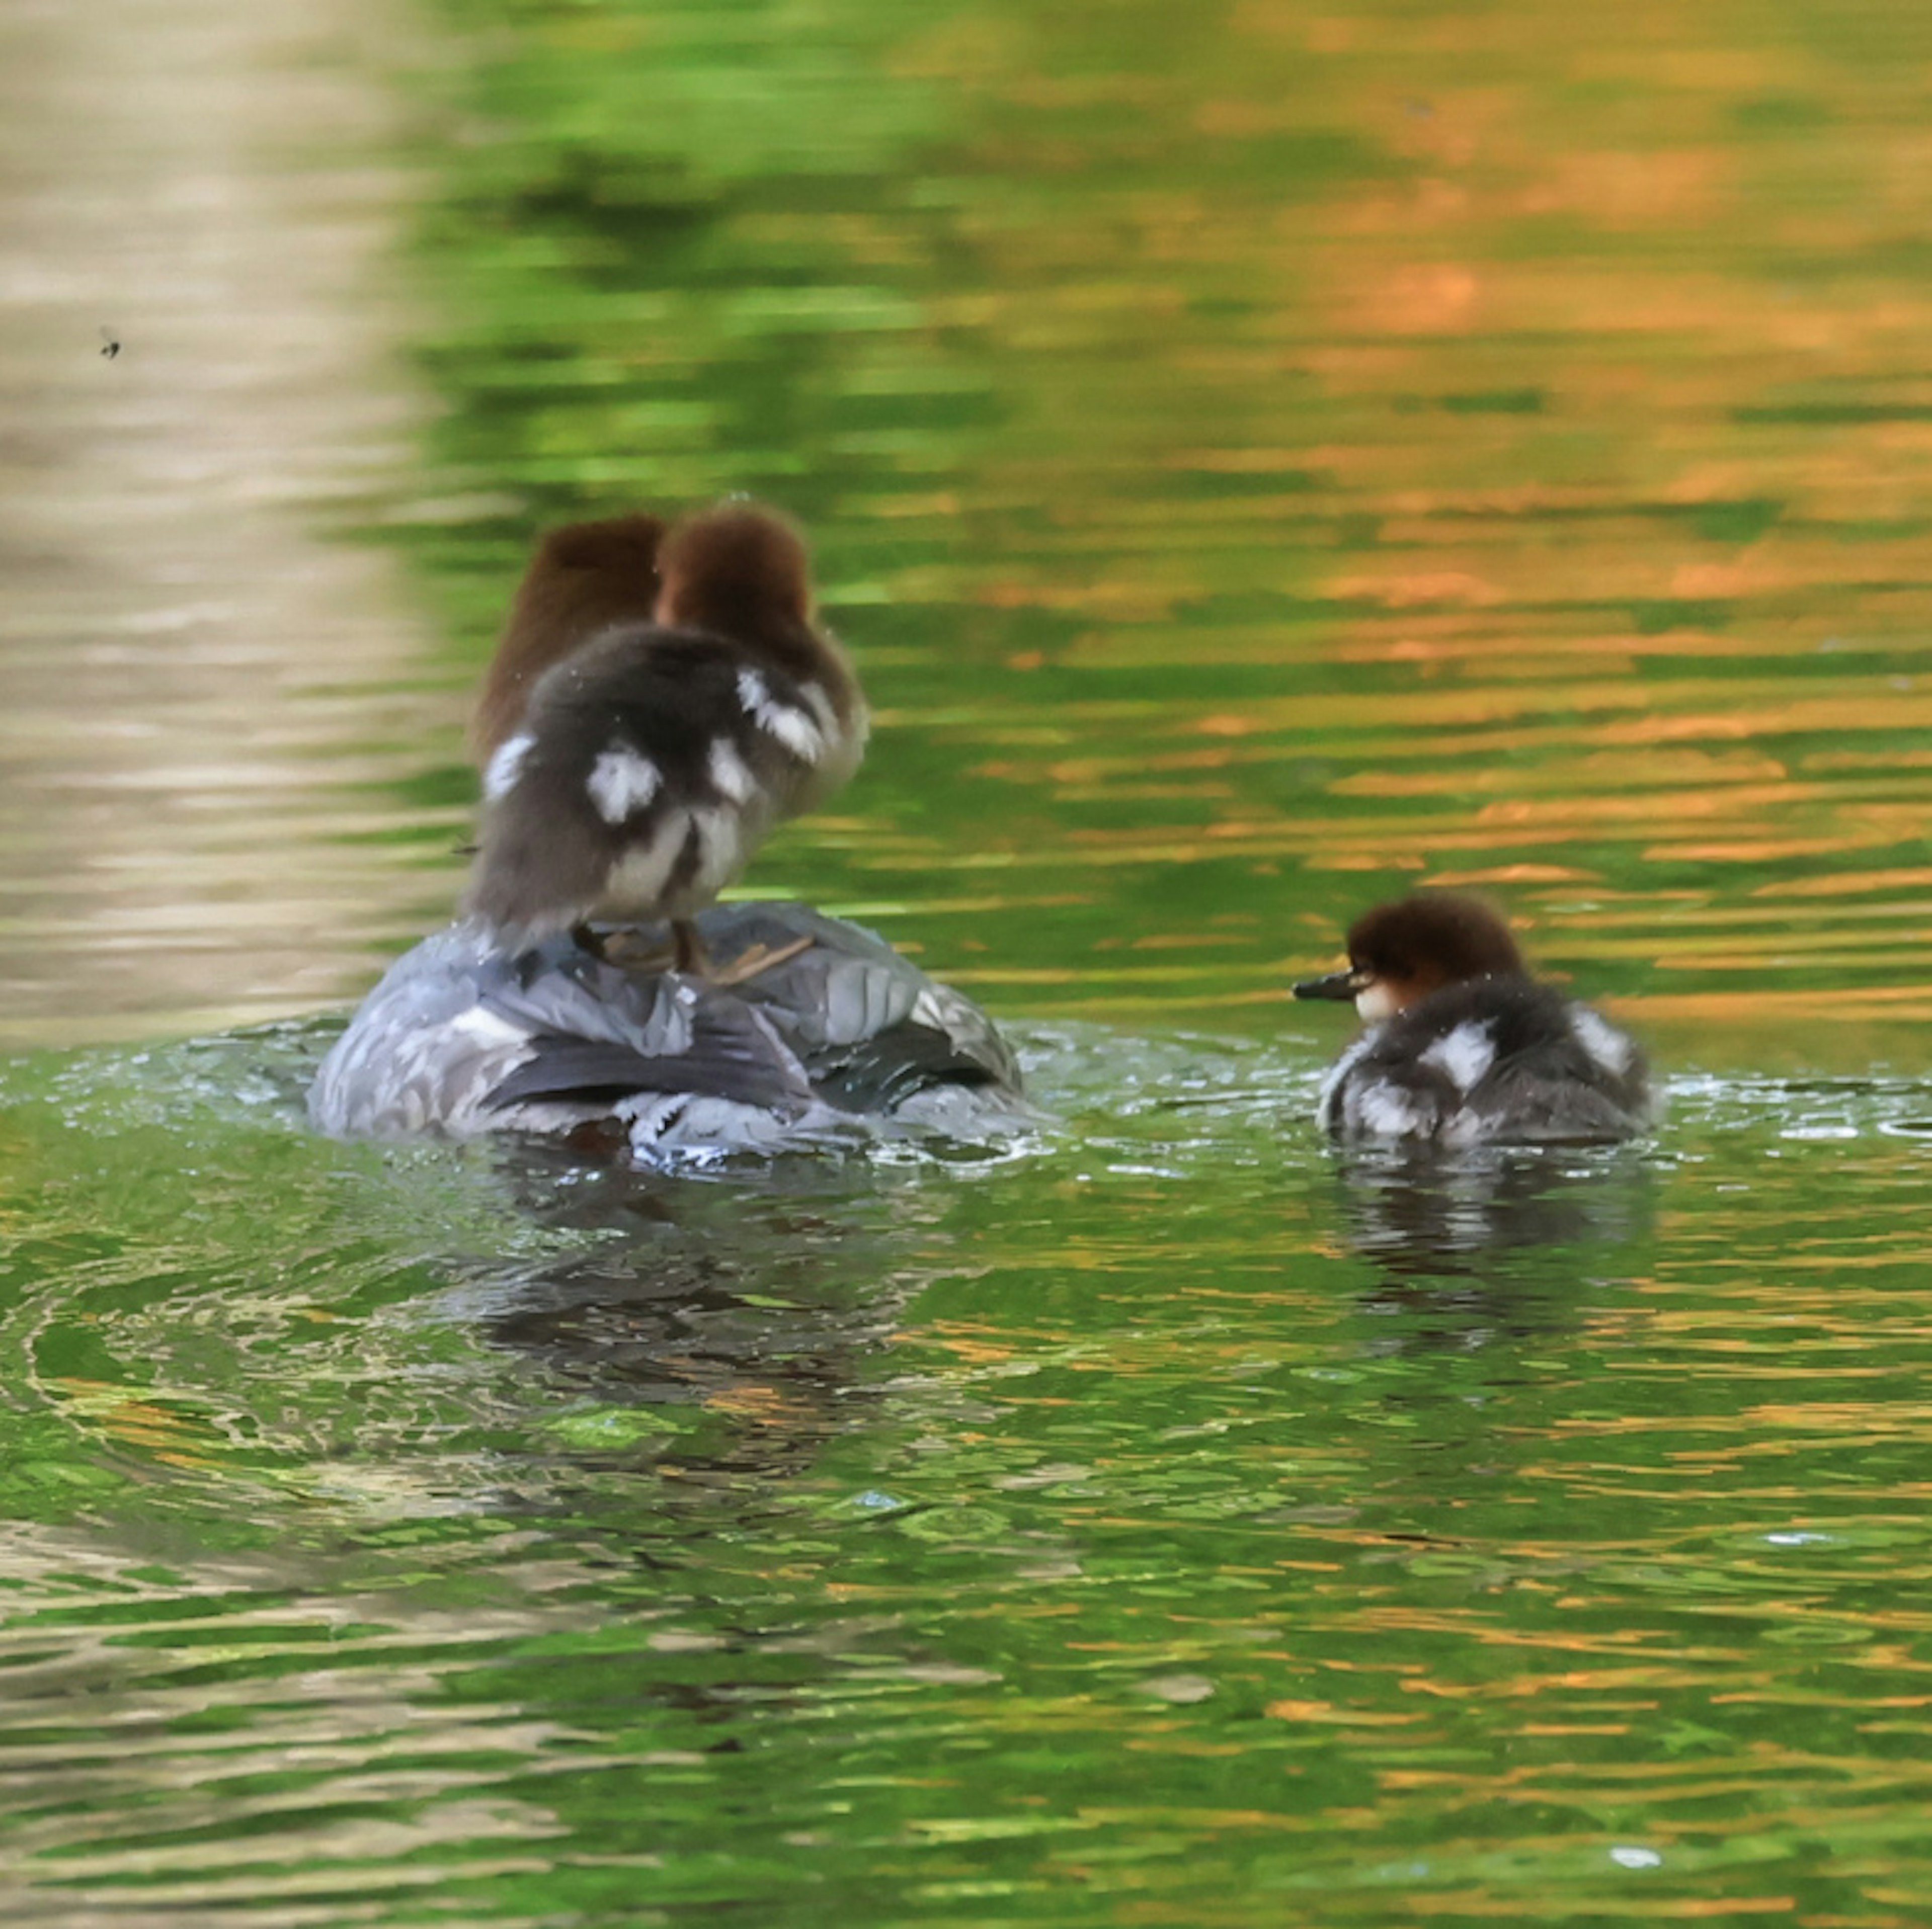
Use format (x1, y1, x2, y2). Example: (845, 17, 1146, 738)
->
(655, 504, 813, 642)
(1295, 892, 1531, 1018)
(470, 513, 665, 762)
(471, 504, 820, 764)
(1345, 894, 1527, 998)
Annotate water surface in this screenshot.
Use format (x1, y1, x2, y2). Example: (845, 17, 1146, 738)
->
(5, 0, 1932, 1922)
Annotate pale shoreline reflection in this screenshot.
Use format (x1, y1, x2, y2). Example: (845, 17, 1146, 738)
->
(0, 0, 447, 1047)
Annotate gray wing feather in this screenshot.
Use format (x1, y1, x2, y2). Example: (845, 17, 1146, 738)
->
(485, 997, 813, 1113)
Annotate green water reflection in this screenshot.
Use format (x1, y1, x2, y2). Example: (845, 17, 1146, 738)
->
(4, 0, 1932, 1922)
(3, 1032, 1932, 1923)
(380, 0, 1932, 1070)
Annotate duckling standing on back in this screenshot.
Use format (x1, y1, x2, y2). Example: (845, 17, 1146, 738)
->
(466, 502, 867, 981)
(1294, 893, 1654, 1145)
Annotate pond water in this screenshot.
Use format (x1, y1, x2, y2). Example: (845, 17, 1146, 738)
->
(6, 0, 1932, 1922)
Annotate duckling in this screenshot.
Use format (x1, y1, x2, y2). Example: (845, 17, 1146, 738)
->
(465, 502, 866, 982)
(468, 512, 666, 780)
(1294, 892, 1654, 1144)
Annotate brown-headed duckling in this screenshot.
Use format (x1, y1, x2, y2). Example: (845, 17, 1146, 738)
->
(1295, 892, 1654, 1145)
(466, 501, 867, 980)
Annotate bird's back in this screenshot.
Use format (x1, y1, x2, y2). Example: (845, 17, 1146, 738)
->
(1319, 977, 1652, 1146)
(309, 902, 1026, 1157)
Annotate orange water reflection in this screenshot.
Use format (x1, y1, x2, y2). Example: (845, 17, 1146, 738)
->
(10, 0, 1932, 1071)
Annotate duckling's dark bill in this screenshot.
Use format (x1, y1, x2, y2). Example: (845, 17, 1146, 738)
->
(1294, 968, 1365, 1001)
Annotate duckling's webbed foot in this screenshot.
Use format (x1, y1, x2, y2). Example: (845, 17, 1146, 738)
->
(592, 927, 677, 972)
(672, 918, 709, 976)
(575, 919, 812, 985)
(704, 934, 815, 987)
(572, 922, 679, 973)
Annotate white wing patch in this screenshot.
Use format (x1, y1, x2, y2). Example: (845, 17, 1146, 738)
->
(737, 667, 827, 763)
(1570, 1007, 1635, 1077)
(587, 745, 663, 825)
(483, 732, 534, 802)
(1419, 1020, 1496, 1094)
(1316, 1034, 1373, 1132)
(707, 737, 759, 805)
(447, 1006, 533, 1050)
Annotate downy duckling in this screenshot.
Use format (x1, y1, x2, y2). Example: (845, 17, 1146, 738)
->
(466, 502, 867, 980)
(1294, 892, 1654, 1145)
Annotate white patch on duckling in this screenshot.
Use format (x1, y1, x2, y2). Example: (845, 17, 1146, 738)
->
(603, 807, 751, 920)
(1352, 1078, 1427, 1139)
(484, 732, 534, 802)
(706, 737, 759, 806)
(587, 745, 663, 825)
(1570, 1007, 1634, 1077)
(737, 667, 826, 763)
(1316, 1035, 1373, 1132)
(1419, 1020, 1496, 1095)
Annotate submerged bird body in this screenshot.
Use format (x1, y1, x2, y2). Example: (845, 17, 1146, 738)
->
(1295, 894, 1653, 1146)
(309, 902, 1025, 1160)
(1313, 974, 1651, 1145)
(466, 506, 865, 952)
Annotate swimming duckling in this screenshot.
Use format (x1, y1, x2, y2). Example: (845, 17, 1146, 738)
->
(465, 502, 867, 980)
(1294, 892, 1654, 1144)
